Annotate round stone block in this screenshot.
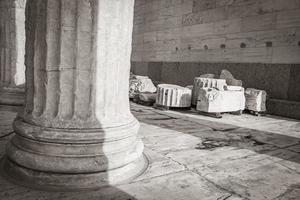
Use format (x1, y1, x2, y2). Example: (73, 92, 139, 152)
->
(156, 84, 192, 108)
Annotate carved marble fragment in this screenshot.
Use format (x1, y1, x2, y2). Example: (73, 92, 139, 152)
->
(129, 75, 157, 98)
(194, 78, 245, 113)
(192, 77, 227, 106)
(156, 84, 192, 108)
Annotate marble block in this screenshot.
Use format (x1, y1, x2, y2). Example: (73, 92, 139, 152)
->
(197, 88, 245, 113)
(192, 78, 227, 106)
(129, 75, 157, 98)
(156, 84, 192, 107)
(245, 88, 267, 112)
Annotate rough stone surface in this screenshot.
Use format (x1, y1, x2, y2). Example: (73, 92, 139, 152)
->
(220, 69, 243, 86)
(245, 88, 267, 112)
(3, 0, 146, 190)
(156, 84, 192, 107)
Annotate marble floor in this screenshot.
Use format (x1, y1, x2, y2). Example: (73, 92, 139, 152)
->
(0, 103, 299, 200)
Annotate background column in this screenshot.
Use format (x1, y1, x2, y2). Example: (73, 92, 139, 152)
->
(0, 0, 26, 105)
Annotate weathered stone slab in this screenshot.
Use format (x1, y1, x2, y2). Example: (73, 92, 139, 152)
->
(142, 131, 201, 154)
(203, 162, 300, 200)
(134, 148, 185, 182)
(166, 146, 300, 200)
(119, 171, 235, 200)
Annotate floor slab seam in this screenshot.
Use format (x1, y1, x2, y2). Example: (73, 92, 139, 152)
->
(189, 167, 250, 200)
(121, 169, 188, 185)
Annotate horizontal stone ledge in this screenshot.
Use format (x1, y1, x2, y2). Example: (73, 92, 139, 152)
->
(1, 153, 149, 191)
(13, 117, 140, 144)
(6, 139, 144, 173)
(267, 99, 300, 120)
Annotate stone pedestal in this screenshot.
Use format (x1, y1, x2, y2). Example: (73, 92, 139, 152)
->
(3, 0, 147, 190)
(0, 0, 26, 105)
(156, 84, 192, 107)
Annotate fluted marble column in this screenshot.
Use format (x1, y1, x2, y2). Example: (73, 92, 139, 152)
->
(3, 0, 147, 190)
(0, 0, 26, 105)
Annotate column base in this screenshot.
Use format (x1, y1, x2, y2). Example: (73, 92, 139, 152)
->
(1, 153, 148, 191)
(0, 87, 24, 106)
(2, 117, 148, 191)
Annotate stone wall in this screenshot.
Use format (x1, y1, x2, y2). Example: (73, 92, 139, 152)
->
(132, 0, 300, 63)
(131, 0, 300, 119)
(0, 0, 26, 87)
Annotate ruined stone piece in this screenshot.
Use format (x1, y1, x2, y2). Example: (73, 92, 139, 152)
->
(0, 0, 26, 105)
(245, 88, 267, 112)
(3, 0, 147, 191)
(220, 69, 243, 86)
(129, 75, 157, 98)
(197, 88, 245, 113)
(156, 84, 192, 107)
(192, 77, 227, 106)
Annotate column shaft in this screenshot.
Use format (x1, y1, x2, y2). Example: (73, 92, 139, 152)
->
(3, 0, 147, 190)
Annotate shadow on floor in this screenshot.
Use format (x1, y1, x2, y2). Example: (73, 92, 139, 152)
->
(131, 105, 300, 164)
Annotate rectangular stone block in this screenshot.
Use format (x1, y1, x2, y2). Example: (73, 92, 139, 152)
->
(197, 88, 245, 113)
(245, 88, 267, 112)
